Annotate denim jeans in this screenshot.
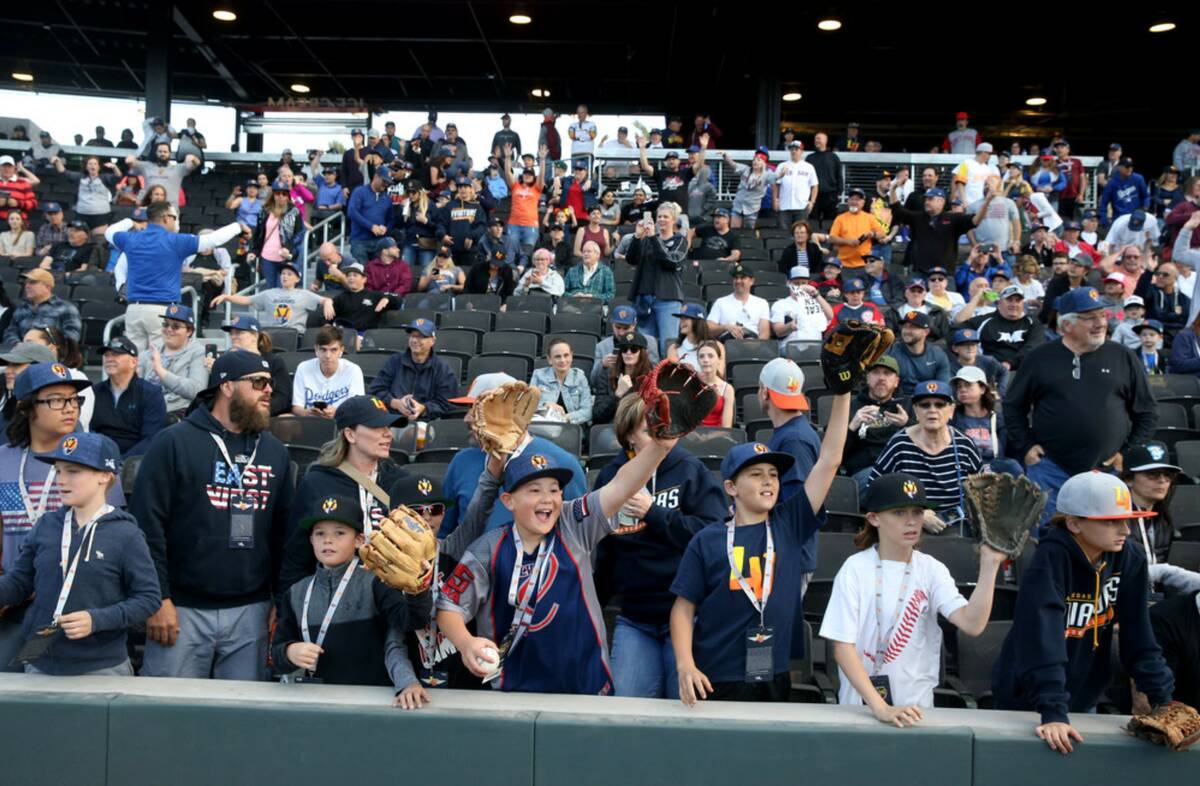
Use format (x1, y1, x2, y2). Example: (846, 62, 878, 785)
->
(260, 258, 283, 290)
(853, 466, 874, 498)
(610, 615, 679, 699)
(403, 244, 435, 271)
(987, 457, 1025, 477)
(507, 223, 540, 262)
(634, 295, 682, 357)
(1026, 454, 1071, 535)
(874, 243, 893, 264)
(350, 237, 386, 264)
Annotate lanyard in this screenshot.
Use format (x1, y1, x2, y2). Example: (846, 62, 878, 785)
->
(725, 521, 774, 627)
(357, 483, 377, 538)
(53, 505, 113, 622)
(1137, 517, 1156, 567)
(301, 557, 359, 656)
(209, 433, 260, 490)
(872, 547, 915, 675)
(18, 450, 56, 527)
(504, 528, 555, 653)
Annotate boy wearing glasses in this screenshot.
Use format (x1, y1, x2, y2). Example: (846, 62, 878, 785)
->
(89, 336, 167, 458)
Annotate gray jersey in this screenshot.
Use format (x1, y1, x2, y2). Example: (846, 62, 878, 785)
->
(250, 287, 323, 333)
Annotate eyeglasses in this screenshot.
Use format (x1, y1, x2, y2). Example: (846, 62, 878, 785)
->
(1139, 469, 1177, 481)
(914, 399, 949, 410)
(1153, 271, 1172, 278)
(35, 395, 84, 411)
(239, 377, 273, 391)
(928, 277, 946, 283)
(410, 503, 446, 518)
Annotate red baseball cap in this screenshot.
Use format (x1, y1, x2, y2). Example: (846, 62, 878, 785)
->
(955, 111, 969, 120)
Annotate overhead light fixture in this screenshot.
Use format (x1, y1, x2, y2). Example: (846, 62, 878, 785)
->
(290, 83, 311, 94)
(509, 13, 532, 24)
(212, 9, 237, 22)
(1025, 96, 1047, 107)
(1148, 21, 1176, 33)
(11, 72, 34, 82)
(817, 18, 842, 31)
(531, 87, 549, 98)
(782, 92, 802, 102)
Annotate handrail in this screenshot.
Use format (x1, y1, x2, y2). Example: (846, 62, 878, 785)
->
(102, 285, 201, 349)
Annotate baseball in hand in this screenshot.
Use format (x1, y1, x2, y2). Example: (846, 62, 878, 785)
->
(476, 647, 500, 667)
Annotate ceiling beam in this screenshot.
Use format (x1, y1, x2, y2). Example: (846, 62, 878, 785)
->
(172, 6, 250, 100)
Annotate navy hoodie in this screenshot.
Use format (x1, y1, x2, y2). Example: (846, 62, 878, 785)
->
(0, 507, 160, 674)
(132, 407, 294, 609)
(992, 527, 1174, 723)
(592, 444, 728, 625)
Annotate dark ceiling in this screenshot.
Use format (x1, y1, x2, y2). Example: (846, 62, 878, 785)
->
(0, 1, 1194, 161)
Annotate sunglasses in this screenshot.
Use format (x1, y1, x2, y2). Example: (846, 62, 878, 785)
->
(1138, 469, 1177, 481)
(927, 277, 946, 283)
(240, 377, 273, 391)
(914, 399, 949, 410)
(410, 503, 446, 518)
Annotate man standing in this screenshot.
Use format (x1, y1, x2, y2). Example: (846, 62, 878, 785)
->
(828, 188, 886, 280)
(135, 349, 294, 680)
(806, 132, 842, 229)
(138, 116, 176, 159)
(437, 177, 486, 267)
(590, 305, 660, 388)
(126, 144, 199, 203)
(346, 166, 395, 263)
(2, 269, 81, 343)
(491, 113, 521, 157)
(774, 140, 819, 228)
(952, 143, 1000, 206)
(968, 178, 1022, 263)
(941, 112, 981, 155)
(89, 336, 167, 458)
(105, 202, 240, 353)
(86, 126, 114, 148)
(1173, 129, 1200, 174)
(1053, 140, 1087, 220)
(538, 108, 561, 161)
(1097, 143, 1123, 190)
(1004, 287, 1156, 522)
(706, 264, 771, 340)
(954, 284, 1045, 370)
(567, 104, 598, 161)
(1100, 157, 1150, 226)
(885, 312, 951, 396)
(889, 175, 980, 274)
(368, 318, 458, 422)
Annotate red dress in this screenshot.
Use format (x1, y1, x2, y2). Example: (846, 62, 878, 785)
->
(700, 382, 727, 426)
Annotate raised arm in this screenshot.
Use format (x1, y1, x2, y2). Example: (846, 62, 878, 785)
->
(804, 392, 850, 511)
(596, 434, 679, 519)
(196, 222, 242, 253)
(501, 143, 515, 187)
(637, 136, 653, 175)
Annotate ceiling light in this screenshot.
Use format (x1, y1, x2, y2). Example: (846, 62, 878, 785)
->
(817, 18, 842, 31)
(1149, 21, 1176, 33)
(782, 92, 802, 102)
(11, 72, 34, 82)
(531, 88, 550, 98)
(1025, 96, 1047, 107)
(212, 9, 237, 22)
(290, 83, 310, 94)
(509, 13, 532, 24)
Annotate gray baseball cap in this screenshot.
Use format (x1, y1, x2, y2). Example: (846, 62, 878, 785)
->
(1055, 472, 1154, 520)
(0, 342, 58, 366)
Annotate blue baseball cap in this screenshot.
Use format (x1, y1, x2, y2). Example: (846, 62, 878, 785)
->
(822, 258, 843, 270)
(206, 349, 272, 390)
(12, 362, 91, 400)
(34, 432, 121, 474)
(1056, 286, 1103, 315)
(911, 379, 954, 402)
(843, 278, 866, 293)
(131, 206, 149, 222)
(1133, 319, 1164, 335)
(372, 167, 394, 183)
(611, 305, 637, 326)
(405, 318, 436, 337)
(162, 303, 194, 327)
(1128, 209, 1147, 231)
(335, 395, 407, 430)
(952, 328, 980, 345)
(906, 277, 927, 291)
(378, 236, 398, 250)
(712, 207, 731, 217)
(924, 187, 947, 200)
(674, 303, 706, 320)
(103, 336, 138, 357)
(1063, 220, 1082, 231)
(223, 314, 261, 333)
(686, 145, 701, 154)
(1082, 208, 1099, 220)
(502, 450, 574, 494)
(926, 266, 949, 278)
(721, 442, 795, 482)
(43, 202, 62, 213)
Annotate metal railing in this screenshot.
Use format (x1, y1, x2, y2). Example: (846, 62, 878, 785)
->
(101, 286, 202, 374)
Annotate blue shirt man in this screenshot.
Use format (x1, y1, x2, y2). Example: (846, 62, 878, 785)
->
(346, 168, 395, 261)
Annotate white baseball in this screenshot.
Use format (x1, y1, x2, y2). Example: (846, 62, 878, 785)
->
(476, 646, 499, 667)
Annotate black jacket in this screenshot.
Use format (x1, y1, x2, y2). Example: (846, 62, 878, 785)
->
(776, 242, 826, 276)
(626, 233, 686, 302)
(806, 149, 842, 192)
(889, 201, 976, 273)
(842, 389, 912, 474)
(433, 198, 487, 252)
(464, 261, 516, 298)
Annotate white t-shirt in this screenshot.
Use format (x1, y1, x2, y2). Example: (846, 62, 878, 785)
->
(770, 294, 828, 344)
(1024, 193, 1063, 232)
(291, 358, 365, 410)
(953, 159, 999, 206)
(707, 293, 770, 338)
(568, 120, 597, 157)
(819, 548, 968, 708)
(775, 159, 820, 211)
(1015, 277, 1046, 301)
(1100, 213, 1161, 254)
(675, 337, 700, 371)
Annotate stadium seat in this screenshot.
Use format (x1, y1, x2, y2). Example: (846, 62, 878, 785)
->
(80, 301, 126, 346)
(741, 392, 765, 423)
(494, 311, 548, 334)
(730, 363, 766, 389)
(786, 342, 823, 364)
(744, 419, 773, 443)
(919, 535, 981, 584)
(467, 355, 531, 385)
(454, 293, 501, 313)
(1153, 427, 1200, 460)
(403, 292, 453, 312)
(724, 339, 780, 366)
(1151, 374, 1200, 398)
(679, 427, 747, 466)
(1155, 402, 1189, 429)
(1167, 539, 1200, 570)
(438, 310, 493, 333)
(814, 532, 858, 581)
(263, 328, 299, 353)
(504, 294, 555, 314)
(361, 328, 412, 353)
(1176, 440, 1200, 479)
(544, 332, 597, 360)
(269, 416, 337, 450)
(949, 621, 1012, 708)
(527, 422, 583, 457)
(549, 313, 602, 337)
(789, 621, 836, 703)
(482, 332, 538, 358)
(434, 329, 479, 358)
(352, 354, 394, 384)
(382, 308, 438, 329)
(555, 299, 606, 317)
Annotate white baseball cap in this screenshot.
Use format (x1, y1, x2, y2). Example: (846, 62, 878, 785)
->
(952, 366, 987, 385)
(0, 155, 14, 166)
(788, 265, 811, 280)
(449, 372, 517, 405)
(1124, 295, 1145, 308)
(759, 358, 808, 411)
(1055, 471, 1155, 520)
(976, 142, 994, 154)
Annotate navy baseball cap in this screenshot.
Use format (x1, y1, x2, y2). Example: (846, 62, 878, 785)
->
(162, 303, 194, 327)
(951, 328, 980, 345)
(847, 188, 866, 199)
(131, 206, 149, 222)
(12, 362, 90, 400)
(34, 432, 121, 474)
(206, 349, 272, 389)
(1128, 210, 1147, 231)
(103, 336, 138, 358)
(664, 151, 680, 160)
(721, 442, 795, 482)
(906, 277, 927, 291)
(223, 315, 261, 333)
(901, 310, 930, 328)
(405, 318, 436, 337)
(924, 187, 947, 199)
(863, 473, 936, 513)
(1056, 287, 1103, 315)
(378, 236, 398, 249)
(686, 145, 701, 154)
(911, 379, 954, 402)
(823, 258, 843, 270)
(43, 202, 62, 213)
(503, 450, 574, 494)
(926, 266, 949, 278)
(1063, 220, 1082, 231)
(372, 167, 394, 183)
(1109, 142, 1122, 150)
(280, 261, 302, 277)
(713, 207, 731, 217)
(674, 303, 706, 320)
(335, 395, 407, 430)
(1082, 208, 1098, 220)
(611, 305, 637, 325)
(1133, 319, 1164, 335)
(389, 473, 453, 508)
(297, 494, 364, 533)
(843, 278, 866, 293)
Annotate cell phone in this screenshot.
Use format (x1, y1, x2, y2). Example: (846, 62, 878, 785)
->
(205, 344, 219, 360)
(642, 211, 652, 225)
(313, 401, 328, 410)
(980, 244, 995, 254)
(883, 400, 902, 414)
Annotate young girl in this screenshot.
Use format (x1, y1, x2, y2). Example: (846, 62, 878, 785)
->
(666, 303, 710, 370)
(820, 472, 1006, 725)
(0, 211, 35, 257)
(696, 340, 733, 427)
(948, 366, 1022, 477)
(723, 149, 773, 228)
(0, 432, 159, 675)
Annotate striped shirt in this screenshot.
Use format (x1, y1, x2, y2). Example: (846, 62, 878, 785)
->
(869, 429, 982, 520)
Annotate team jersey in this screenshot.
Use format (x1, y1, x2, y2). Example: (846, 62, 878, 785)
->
(438, 489, 617, 695)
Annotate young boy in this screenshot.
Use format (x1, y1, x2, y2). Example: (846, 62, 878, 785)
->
(820, 473, 1007, 726)
(1133, 319, 1166, 375)
(992, 471, 1176, 755)
(0, 432, 159, 675)
(669, 390, 851, 705)
(272, 494, 429, 690)
(436, 433, 679, 695)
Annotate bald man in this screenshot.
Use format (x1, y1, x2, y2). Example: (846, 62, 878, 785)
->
(312, 241, 352, 292)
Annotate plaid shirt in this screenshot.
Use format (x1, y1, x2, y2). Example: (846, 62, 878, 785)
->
(3, 296, 82, 343)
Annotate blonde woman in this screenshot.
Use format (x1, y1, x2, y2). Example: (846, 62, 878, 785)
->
(418, 246, 465, 294)
(626, 200, 687, 356)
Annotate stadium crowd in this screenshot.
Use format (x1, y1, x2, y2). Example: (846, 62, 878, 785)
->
(0, 107, 1199, 753)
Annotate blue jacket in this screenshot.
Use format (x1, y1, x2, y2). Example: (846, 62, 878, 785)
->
(992, 528, 1173, 724)
(955, 260, 1013, 292)
(439, 439, 586, 536)
(0, 507, 160, 674)
(346, 184, 395, 241)
(1100, 173, 1150, 223)
(367, 351, 459, 421)
(315, 181, 346, 209)
(89, 377, 168, 457)
(886, 341, 952, 395)
(1169, 330, 1200, 374)
(530, 366, 594, 425)
(592, 444, 727, 625)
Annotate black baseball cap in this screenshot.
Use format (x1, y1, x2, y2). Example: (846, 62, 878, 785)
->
(297, 494, 364, 532)
(335, 395, 407, 430)
(863, 473, 937, 513)
(389, 474, 453, 508)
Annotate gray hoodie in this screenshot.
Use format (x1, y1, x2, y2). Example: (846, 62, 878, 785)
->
(138, 339, 207, 412)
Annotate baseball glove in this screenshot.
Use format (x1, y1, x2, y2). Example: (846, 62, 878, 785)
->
(962, 472, 1045, 559)
(358, 505, 438, 594)
(639, 360, 717, 439)
(471, 381, 541, 461)
(1126, 701, 1200, 752)
(821, 321, 894, 395)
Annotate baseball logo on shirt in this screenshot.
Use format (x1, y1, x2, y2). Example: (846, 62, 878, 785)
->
(61, 437, 78, 455)
(273, 303, 293, 323)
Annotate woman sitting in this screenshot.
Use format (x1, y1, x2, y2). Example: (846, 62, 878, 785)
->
(1119, 441, 1180, 566)
(0, 212, 35, 257)
(666, 303, 710, 371)
(695, 340, 733, 427)
(136, 304, 206, 422)
(592, 333, 652, 425)
(418, 246, 466, 295)
(514, 247, 565, 297)
(530, 338, 594, 426)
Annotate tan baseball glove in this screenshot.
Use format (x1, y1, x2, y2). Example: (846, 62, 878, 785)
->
(358, 505, 438, 594)
(471, 381, 540, 460)
(1127, 701, 1200, 752)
